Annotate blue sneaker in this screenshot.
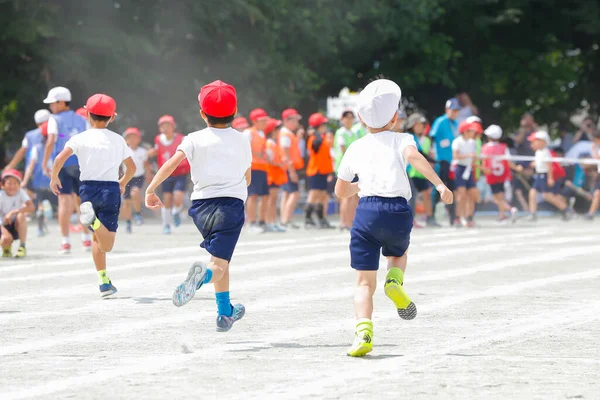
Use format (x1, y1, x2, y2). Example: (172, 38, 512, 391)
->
(172, 262, 207, 307)
(173, 212, 181, 227)
(99, 281, 118, 298)
(163, 225, 171, 235)
(126, 221, 132, 234)
(216, 303, 246, 332)
(134, 213, 143, 225)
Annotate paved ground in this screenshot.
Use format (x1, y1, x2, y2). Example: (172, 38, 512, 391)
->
(1, 217, 599, 400)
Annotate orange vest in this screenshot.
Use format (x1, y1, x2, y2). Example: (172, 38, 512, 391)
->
(246, 127, 268, 171)
(266, 139, 288, 186)
(279, 128, 304, 170)
(306, 134, 334, 176)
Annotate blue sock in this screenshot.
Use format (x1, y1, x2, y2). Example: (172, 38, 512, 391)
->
(203, 268, 213, 284)
(215, 291, 233, 316)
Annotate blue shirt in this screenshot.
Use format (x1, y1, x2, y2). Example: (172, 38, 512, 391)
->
(50, 110, 87, 167)
(30, 142, 51, 190)
(430, 115, 458, 162)
(22, 128, 42, 167)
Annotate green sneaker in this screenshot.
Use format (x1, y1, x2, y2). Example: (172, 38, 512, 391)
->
(384, 268, 417, 320)
(14, 246, 26, 259)
(347, 319, 373, 357)
(2, 248, 12, 258)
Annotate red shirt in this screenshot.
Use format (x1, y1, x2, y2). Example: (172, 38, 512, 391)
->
(550, 150, 566, 179)
(154, 133, 190, 176)
(481, 142, 511, 184)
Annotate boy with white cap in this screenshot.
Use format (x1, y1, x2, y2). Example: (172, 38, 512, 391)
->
(41, 86, 90, 254)
(50, 94, 136, 297)
(335, 79, 453, 357)
(3, 110, 50, 176)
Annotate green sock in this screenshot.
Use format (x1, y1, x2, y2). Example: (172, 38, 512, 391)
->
(356, 318, 373, 335)
(386, 267, 405, 285)
(91, 218, 101, 231)
(98, 269, 110, 285)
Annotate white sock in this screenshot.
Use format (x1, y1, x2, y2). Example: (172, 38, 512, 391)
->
(161, 208, 172, 226)
(171, 206, 183, 216)
(62, 236, 70, 245)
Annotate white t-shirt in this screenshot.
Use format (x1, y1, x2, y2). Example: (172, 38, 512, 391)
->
(0, 189, 31, 220)
(177, 127, 252, 202)
(337, 131, 416, 199)
(452, 136, 477, 166)
(65, 128, 133, 182)
(127, 147, 148, 178)
(47, 116, 58, 136)
(534, 148, 552, 173)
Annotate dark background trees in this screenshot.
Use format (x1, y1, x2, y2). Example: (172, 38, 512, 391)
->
(1, 0, 598, 149)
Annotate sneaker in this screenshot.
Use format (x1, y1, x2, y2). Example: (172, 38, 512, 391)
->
(82, 240, 92, 252)
(172, 262, 208, 307)
(527, 213, 537, 222)
(426, 216, 442, 228)
(2, 248, 12, 258)
(318, 218, 334, 229)
(496, 216, 509, 225)
(13, 246, 26, 259)
(584, 214, 594, 221)
(163, 225, 172, 235)
(384, 270, 417, 320)
(347, 330, 373, 357)
(36, 228, 45, 237)
(216, 303, 246, 332)
(413, 219, 425, 229)
(467, 220, 476, 228)
(304, 219, 317, 229)
(79, 202, 97, 227)
(59, 243, 71, 255)
(173, 212, 181, 228)
(248, 223, 264, 234)
(274, 224, 287, 232)
(99, 281, 118, 298)
(452, 218, 462, 228)
(561, 209, 574, 221)
(134, 213, 144, 225)
(126, 221, 132, 234)
(264, 224, 278, 233)
(510, 207, 518, 224)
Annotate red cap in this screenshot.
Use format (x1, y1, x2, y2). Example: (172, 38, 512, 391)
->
(264, 118, 282, 135)
(75, 107, 87, 117)
(40, 121, 49, 137)
(2, 169, 23, 183)
(124, 127, 141, 137)
(282, 108, 302, 120)
(232, 117, 249, 130)
(459, 121, 476, 134)
(308, 113, 328, 128)
(471, 121, 483, 134)
(85, 94, 117, 117)
(158, 115, 176, 127)
(198, 80, 237, 118)
(249, 108, 269, 122)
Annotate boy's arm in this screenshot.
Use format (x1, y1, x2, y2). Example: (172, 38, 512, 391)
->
(42, 134, 57, 176)
(334, 179, 359, 199)
(245, 168, 252, 186)
(21, 157, 36, 188)
(145, 150, 186, 208)
(119, 157, 136, 194)
(404, 145, 453, 204)
(49, 148, 73, 195)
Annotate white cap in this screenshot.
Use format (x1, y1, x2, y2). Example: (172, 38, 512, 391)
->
(528, 130, 550, 144)
(43, 86, 71, 104)
(466, 116, 482, 124)
(357, 79, 402, 129)
(484, 124, 502, 140)
(34, 109, 51, 124)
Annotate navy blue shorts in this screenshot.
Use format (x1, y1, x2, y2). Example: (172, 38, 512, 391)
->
(454, 165, 476, 189)
(58, 165, 81, 195)
(2, 215, 19, 241)
(282, 171, 299, 193)
(162, 174, 187, 193)
(248, 170, 269, 196)
(124, 176, 144, 199)
(350, 197, 413, 271)
(490, 183, 505, 195)
(269, 183, 280, 189)
(308, 173, 328, 191)
(412, 177, 430, 192)
(533, 174, 563, 194)
(79, 181, 121, 232)
(189, 197, 245, 261)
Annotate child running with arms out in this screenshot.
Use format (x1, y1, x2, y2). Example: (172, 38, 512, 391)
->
(50, 94, 136, 297)
(335, 79, 453, 357)
(145, 80, 251, 332)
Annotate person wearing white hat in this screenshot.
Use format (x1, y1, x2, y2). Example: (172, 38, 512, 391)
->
(334, 79, 453, 357)
(41, 86, 90, 254)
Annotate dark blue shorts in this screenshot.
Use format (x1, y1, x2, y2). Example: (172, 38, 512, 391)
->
(454, 165, 476, 189)
(308, 173, 328, 191)
(282, 171, 299, 193)
(490, 183, 505, 195)
(124, 176, 144, 199)
(2, 215, 19, 241)
(162, 174, 187, 193)
(350, 197, 413, 271)
(248, 170, 269, 196)
(533, 174, 563, 194)
(269, 183, 280, 189)
(412, 177, 430, 192)
(79, 181, 121, 232)
(189, 197, 245, 261)
(58, 165, 81, 195)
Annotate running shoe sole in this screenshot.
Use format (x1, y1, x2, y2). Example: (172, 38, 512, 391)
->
(384, 283, 417, 320)
(100, 287, 118, 298)
(172, 262, 207, 307)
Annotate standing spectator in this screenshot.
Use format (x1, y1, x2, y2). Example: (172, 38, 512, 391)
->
(429, 98, 460, 226)
(456, 93, 479, 124)
(573, 117, 597, 144)
(279, 109, 304, 229)
(392, 109, 406, 132)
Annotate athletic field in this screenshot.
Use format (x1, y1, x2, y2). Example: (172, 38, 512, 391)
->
(1, 219, 599, 399)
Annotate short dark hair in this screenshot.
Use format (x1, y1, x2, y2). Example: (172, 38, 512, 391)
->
(64, 101, 71, 107)
(205, 113, 235, 125)
(341, 111, 354, 119)
(88, 112, 111, 122)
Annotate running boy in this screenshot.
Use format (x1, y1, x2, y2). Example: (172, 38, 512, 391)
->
(146, 80, 251, 332)
(452, 121, 479, 227)
(1, 170, 34, 258)
(50, 94, 136, 297)
(335, 79, 453, 357)
(122, 127, 150, 233)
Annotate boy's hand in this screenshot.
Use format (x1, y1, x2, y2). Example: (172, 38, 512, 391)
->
(145, 192, 163, 209)
(50, 177, 62, 196)
(43, 165, 51, 177)
(20, 180, 28, 189)
(436, 184, 454, 204)
(119, 183, 127, 195)
(515, 165, 524, 173)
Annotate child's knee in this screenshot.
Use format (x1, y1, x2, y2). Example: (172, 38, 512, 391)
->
(542, 192, 552, 201)
(16, 212, 26, 224)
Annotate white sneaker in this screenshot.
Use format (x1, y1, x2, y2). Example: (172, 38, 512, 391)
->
(510, 207, 518, 223)
(248, 224, 264, 234)
(79, 202, 96, 227)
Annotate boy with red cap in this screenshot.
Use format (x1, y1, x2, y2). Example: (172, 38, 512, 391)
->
(452, 120, 480, 227)
(146, 80, 251, 332)
(243, 108, 270, 233)
(50, 94, 137, 297)
(279, 108, 304, 229)
(1, 170, 35, 258)
(122, 127, 150, 233)
(305, 112, 334, 228)
(148, 115, 190, 234)
(264, 118, 287, 232)
(232, 117, 249, 132)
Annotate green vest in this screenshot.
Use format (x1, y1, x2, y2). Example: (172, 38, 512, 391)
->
(334, 127, 359, 171)
(408, 135, 431, 179)
(351, 123, 367, 139)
